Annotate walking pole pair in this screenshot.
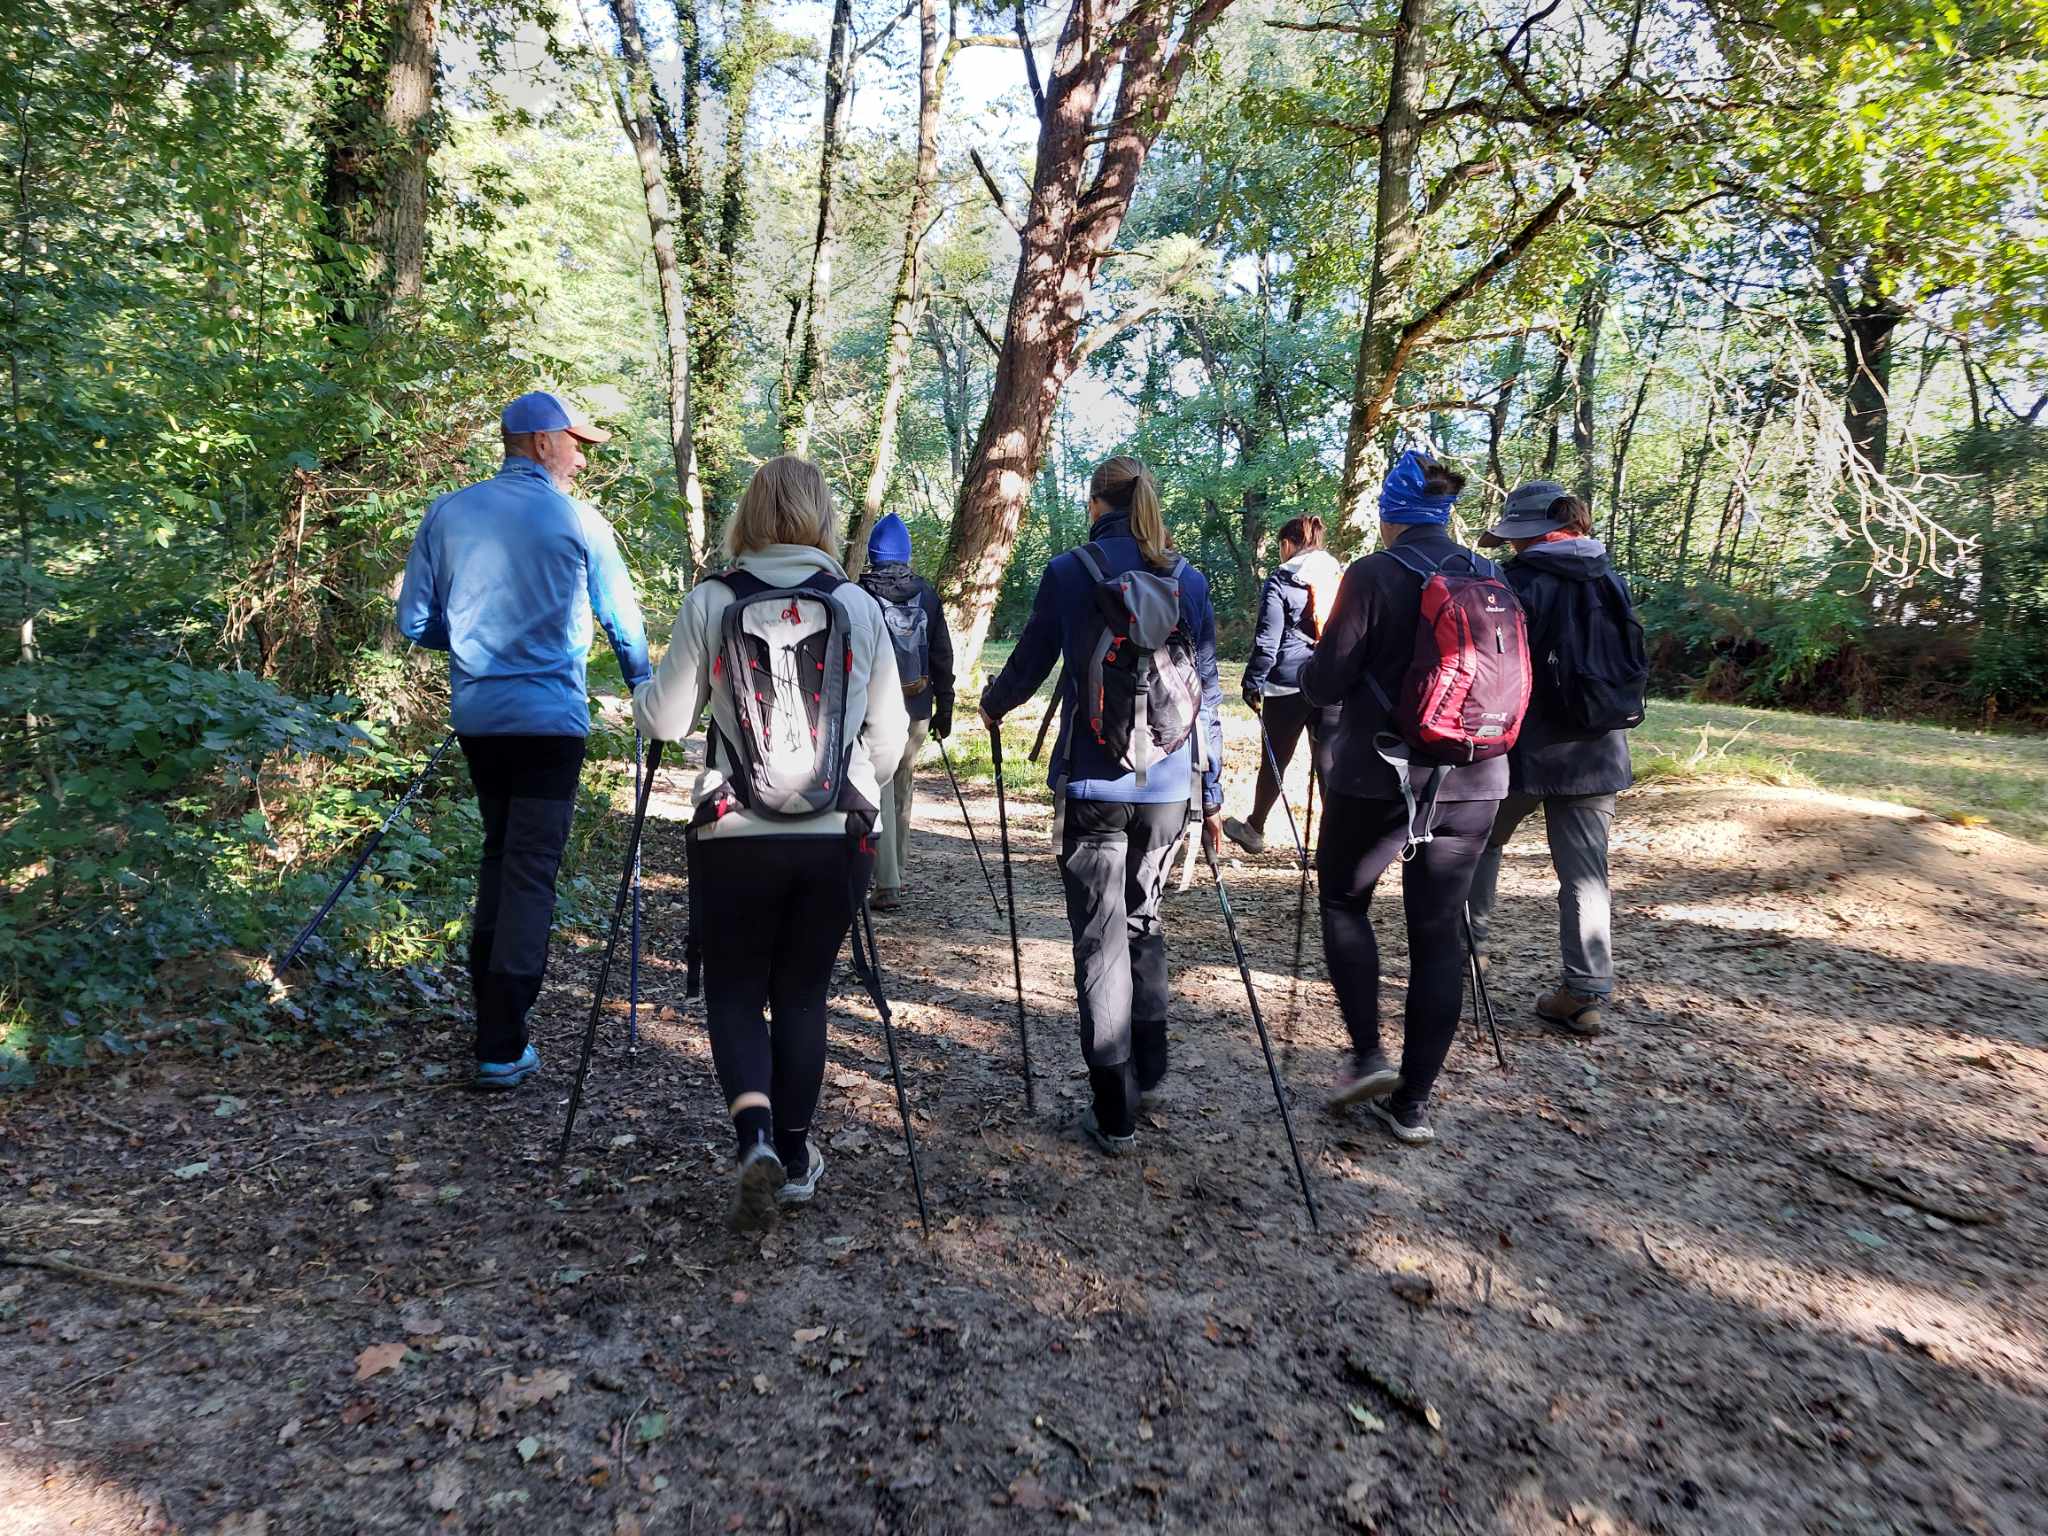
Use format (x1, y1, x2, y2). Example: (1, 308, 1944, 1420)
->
(274, 731, 459, 973)
(936, 736, 1003, 920)
(987, 722, 1036, 1112)
(628, 732, 644, 1054)
(847, 895, 933, 1236)
(1202, 841, 1321, 1231)
(1283, 766, 1320, 1063)
(1250, 702, 1307, 869)
(1463, 902, 1508, 1070)
(555, 740, 666, 1168)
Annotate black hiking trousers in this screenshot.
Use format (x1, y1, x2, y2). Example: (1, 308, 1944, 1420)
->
(691, 833, 872, 1169)
(1317, 793, 1495, 1112)
(1058, 797, 1188, 1137)
(1250, 690, 1316, 834)
(460, 734, 586, 1065)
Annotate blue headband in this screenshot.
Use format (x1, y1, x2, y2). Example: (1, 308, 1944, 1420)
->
(1378, 450, 1459, 525)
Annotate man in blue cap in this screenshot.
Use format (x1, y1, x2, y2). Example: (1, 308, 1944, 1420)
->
(397, 391, 652, 1088)
(856, 513, 954, 910)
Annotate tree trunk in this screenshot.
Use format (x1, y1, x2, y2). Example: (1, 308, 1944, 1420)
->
(1672, 394, 1719, 582)
(1337, 0, 1428, 529)
(318, 0, 442, 331)
(782, 0, 853, 455)
(1538, 339, 1570, 475)
(1484, 332, 1527, 513)
(846, 0, 948, 581)
(933, 0, 1236, 673)
(694, 0, 764, 505)
(1837, 287, 1904, 476)
(1606, 310, 1671, 549)
(1571, 273, 1608, 503)
(923, 310, 966, 482)
(606, 0, 705, 572)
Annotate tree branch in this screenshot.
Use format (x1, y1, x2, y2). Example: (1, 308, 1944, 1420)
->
(968, 146, 1021, 233)
(1015, 0, 1046, 120)
(1422, 156, 1501, 219)
(1073, 296, 1168, 368)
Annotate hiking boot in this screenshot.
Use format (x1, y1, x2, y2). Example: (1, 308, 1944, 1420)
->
(870, 886, 903, 912)
(1222, 817, 1266, 855)
(1536, 987, 1606, 1037)
(1079, 1106, 1136, 1157)
(731, 1142, 785, 1232)
(1327, 1047, 1402, 1110)
(777, 1142, 825, 1206)
(474, 1043, 540, 1090)
(1368, 1097, 1435, 1146)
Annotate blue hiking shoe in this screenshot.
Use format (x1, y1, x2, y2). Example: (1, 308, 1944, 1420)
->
(475, 1043, 540, 1090)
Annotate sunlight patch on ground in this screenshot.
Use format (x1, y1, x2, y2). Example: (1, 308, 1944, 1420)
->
(0, 1452, 142, 1536)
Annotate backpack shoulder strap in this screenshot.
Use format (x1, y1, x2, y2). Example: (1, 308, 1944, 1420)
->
(710, 567, 769, 600)
(798, 569, 846, 595)
(1072, 542, 1111, 583)
(1382, 544, 1442, 581)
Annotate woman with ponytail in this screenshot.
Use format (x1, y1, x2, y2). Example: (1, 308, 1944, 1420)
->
(1226, 515, 1343, 855)
(979, 456, 1225, 1157)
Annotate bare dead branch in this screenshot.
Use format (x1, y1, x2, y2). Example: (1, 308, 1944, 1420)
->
(967, 146, 1021, 233)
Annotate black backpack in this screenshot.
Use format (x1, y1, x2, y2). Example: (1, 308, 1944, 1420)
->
(877, 595, 931, 701)
(1071, 543, 1204, 785)
(1539, 571, 1648, 733)
(706, 568, 869, 817)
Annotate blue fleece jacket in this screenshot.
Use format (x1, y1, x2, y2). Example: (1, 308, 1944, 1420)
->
(396, 456, 651, 737)
(981, 510, 1225, 810)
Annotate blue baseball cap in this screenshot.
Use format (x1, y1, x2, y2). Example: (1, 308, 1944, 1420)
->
(501, 390, 611, 443)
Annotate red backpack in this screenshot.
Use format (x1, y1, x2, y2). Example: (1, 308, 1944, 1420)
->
(1374, 546, 1532, 764)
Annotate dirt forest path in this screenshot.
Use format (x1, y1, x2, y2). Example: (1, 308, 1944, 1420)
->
(4, 718, 2046, 1535)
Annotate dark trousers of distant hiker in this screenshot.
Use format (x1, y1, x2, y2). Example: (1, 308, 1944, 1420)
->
(1250, 691, 1316, 835)
(1318, 794, 1494, 1111)
(692, 834, 872, 1168)
(1058, 798, 1185, 1137)
(461, 734, 586, 1065)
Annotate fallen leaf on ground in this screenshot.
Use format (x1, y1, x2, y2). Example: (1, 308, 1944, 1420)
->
(1530, 1304, 1568, 1330)
(426, 1461, 464, 1513)
(353, 1342, 408, 1380)
(634, 1411, 669, 1445)
(516, 1435, 541, 1464)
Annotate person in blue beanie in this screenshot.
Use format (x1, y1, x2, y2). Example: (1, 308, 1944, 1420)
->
(1300, 451, 1509, 1147)
(856, 513, 955, 909)
(397, 391, 651, 1089)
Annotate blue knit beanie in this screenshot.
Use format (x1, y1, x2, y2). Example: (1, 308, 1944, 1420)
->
(868, 513, 912, 565)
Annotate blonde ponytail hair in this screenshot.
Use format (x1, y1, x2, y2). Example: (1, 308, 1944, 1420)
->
(1090, 455, 1172, 569)
(722, 455, 840, 563)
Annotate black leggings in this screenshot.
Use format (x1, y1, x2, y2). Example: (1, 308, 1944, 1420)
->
(1250, 691, 1315, 833)
(1317, 793, 1494, 1111)
(691, 834, 869, 1165)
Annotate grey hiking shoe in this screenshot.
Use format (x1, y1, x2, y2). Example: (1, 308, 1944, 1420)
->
(1536, 987, 1605, 1037)
(1222, 817, 1266, 855)
(777, 1142, 825, 1206)
(1079, 1107, 1136, 1157)
(1328, 1047, 1402, 1110)
(731, 1142, 785, 1232)
(1368, 1097, 1435, 1146)
(870, 886, 903, 912)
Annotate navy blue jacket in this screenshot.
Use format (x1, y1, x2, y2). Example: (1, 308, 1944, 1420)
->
(858, 562, 956, 726)
(981, 510, 1225, 811)
(1245, 549, 1343, 696)
(1502, 539, 1636, 797)
(1299, 526, 1509, 803)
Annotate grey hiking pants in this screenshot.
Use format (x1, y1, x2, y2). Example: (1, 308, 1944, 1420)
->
(1057, 797, 1188, 1137)
(1466, 792, 1616, 998)
(875, 718, 929, 891)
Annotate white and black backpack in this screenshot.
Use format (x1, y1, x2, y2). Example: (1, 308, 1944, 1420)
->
(1071, 543, 1205, 786)
(705, 569, 872, 818)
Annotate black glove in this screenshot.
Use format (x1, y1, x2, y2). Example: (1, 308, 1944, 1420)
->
(932, 702, 952, 741)
(1241, 680, 1262, 711)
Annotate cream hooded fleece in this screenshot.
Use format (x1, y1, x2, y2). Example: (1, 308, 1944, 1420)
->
(632, 543, 910, 841)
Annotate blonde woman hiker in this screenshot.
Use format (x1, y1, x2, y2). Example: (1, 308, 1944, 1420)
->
(634, 457, 910, 1230)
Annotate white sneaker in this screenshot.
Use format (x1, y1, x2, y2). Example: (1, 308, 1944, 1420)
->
(777, 1142, 826, 1205)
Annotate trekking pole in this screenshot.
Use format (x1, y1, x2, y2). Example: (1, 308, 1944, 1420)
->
(1027, 665, 1066, 764)
(1283, 766, 1320, 1065)
(1252, 703, 1306, 869)
(628, 732, 643, 1055)
(987, 721, 1036, 1112)
(274, 731, 458, 973)
(936, 737, 1003, 920)
(1203, 844, 1320, 1231)
(849, 896, 932, 1237)
(554, 740, 666, 1168)
(1462, 901, 1508, 1071)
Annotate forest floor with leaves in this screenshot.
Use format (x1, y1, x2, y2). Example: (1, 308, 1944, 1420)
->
(4, 714, 2045, 1536)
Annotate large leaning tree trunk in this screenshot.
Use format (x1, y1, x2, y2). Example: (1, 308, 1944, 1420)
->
(603, 0, 706, 571)
(1832, 274, 1905, 476)
(318, 0, 442, 333)
(1337, 0, 1429, 528)
(782, 0, 853, 455)
(846, 0, 948, 580)
(935, 0, 1238, 673)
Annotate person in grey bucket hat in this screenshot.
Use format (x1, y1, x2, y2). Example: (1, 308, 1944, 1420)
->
(1465, 482, 1640, 1038)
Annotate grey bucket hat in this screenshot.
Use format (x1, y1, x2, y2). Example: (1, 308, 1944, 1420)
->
(1479, 480, 1571, 547)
